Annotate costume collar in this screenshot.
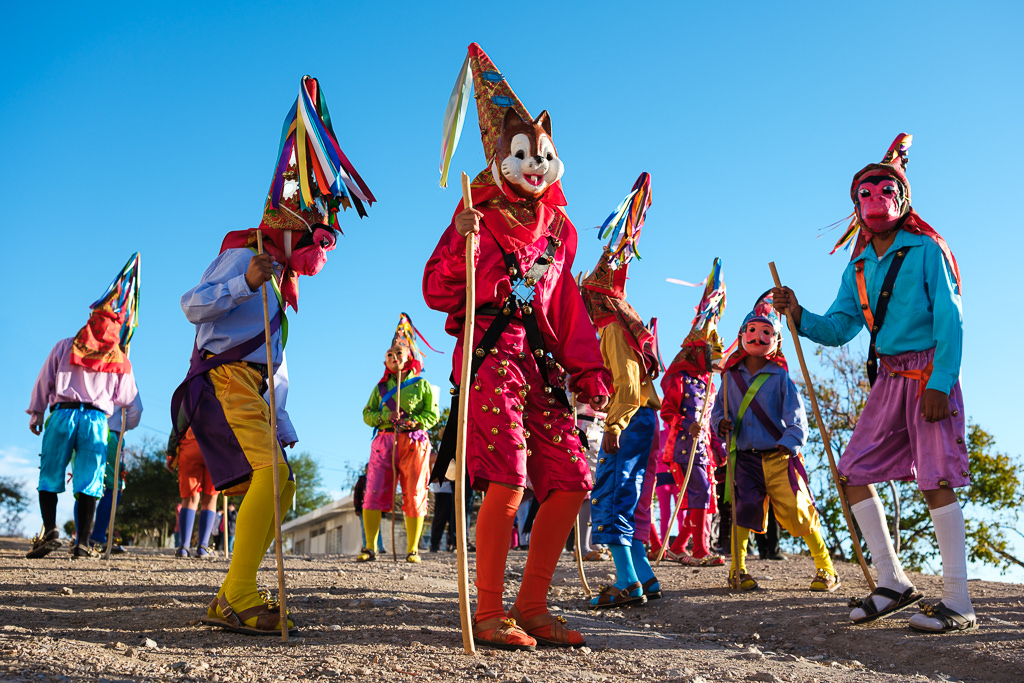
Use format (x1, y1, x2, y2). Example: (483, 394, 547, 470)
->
(457, 168, 567, 254)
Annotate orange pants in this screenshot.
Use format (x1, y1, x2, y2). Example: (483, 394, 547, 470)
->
(363, 430, 430, 517)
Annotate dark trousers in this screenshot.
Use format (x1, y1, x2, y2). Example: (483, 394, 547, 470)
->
(755, 501, 781, 558)
(430, 492, 454, 551)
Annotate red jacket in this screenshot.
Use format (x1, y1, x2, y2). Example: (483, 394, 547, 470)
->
(423, 176, 611, 402)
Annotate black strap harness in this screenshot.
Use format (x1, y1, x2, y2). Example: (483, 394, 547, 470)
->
(863, 246, 912, 385)
(432, 235, 583, 482)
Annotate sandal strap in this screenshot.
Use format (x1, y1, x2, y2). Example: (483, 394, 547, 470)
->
(217, 594, 287, 631)
(919, 600, 972, 629)
(848, 586, 905, 614)
(473, 617, 528, 644)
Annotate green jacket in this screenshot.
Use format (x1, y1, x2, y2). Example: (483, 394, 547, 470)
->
(362, 374, 439, 432)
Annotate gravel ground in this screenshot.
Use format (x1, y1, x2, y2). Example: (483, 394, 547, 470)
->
(1, 537, 1021, 682)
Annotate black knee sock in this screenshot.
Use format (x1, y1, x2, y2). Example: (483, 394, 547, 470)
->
(39, 491, 59, 532)
(75, 495, 98, 547)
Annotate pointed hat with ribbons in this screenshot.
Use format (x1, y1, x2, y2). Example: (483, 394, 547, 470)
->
(439, 43, 532, 186)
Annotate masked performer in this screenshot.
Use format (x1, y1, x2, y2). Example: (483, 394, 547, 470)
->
(660, 258, 727, 567)
(359, 314, 440, 563)
(26, 256, 140, 560)
(773, 134, 972, 632)
(86, 393, 143, 553)
(711, 293, 839, 592)
(581, 173, 663, 608)
(166, 427, 220, 558)
(424, 44, 611, 650)
(173, 75, 373, 635)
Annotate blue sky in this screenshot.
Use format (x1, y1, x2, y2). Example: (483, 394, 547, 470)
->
(2, 2, 1021, 579)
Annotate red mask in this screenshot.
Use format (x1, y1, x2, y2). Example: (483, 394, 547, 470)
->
(289, 226, 336, 276)
(855, 176, 903, 233)
(740, 321, 776, 357)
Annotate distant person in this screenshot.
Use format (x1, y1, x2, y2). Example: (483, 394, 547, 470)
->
(166, 428, 219, 558)
(26, 267, 140, 560)
(87, 394, 143, 554)
(712, 293, 838, 593)
(358, 315, 439, 563)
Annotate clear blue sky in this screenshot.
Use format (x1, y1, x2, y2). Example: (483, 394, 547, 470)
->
(2, 2, 1021, 579)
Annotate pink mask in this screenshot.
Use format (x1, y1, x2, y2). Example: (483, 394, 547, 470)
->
(289, 226, 336, 276)
(856, 177, 903, 233)
(740, 321, 776, 357)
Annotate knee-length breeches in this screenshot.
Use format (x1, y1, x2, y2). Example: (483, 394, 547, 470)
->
(460, 321, 591, 503)
(589, 407, 658, 546)
(734, 449, 818, 537)
(364, 430, 431, 517)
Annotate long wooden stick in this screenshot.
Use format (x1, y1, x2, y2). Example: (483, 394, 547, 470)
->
(103, 405, 129, 560)
(570, 396, 592, 596)
(724, 374, 740, 586)
(223, 494, 231, 560)
(454, 172, 476, 654)
(655, 382, 714, 567)
(257, 230, 290, 641)
(768, 262, 874, 589)
(391, 370, 403, 563)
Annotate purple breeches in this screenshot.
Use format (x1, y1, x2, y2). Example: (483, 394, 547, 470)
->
(839, 349, 969, 491)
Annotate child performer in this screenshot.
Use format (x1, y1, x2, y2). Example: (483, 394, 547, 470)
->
(166, 427, 219, 558)
(424, 44, 611, 650)
(87, 393, 143, 553)
(359, 314, 440, 563)
(773, 134, 973, 633)
(582, 173, 663, 608)
(660, 258, 727, 567)
(711, 293, 839, 592)
(174, 75, 373, 635)
(26, 258, 140, 560)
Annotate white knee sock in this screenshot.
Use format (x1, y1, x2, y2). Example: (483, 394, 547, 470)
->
(929, 501, 974, 617)
(850, 496, 913, 619)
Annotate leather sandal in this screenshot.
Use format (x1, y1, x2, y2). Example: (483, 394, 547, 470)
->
(849, 585, 922, 625)
(590, 581, 647, 609)
(641, 577, 662, 601)
(356, 548, 376, 562)
(908, 600, 978, 633)
(472, 616, 536, 651)
(508, 605, 584, 647)
(200, 594, 297, 636)
(727, 569, 758, 591)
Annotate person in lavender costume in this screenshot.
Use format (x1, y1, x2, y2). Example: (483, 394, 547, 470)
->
(773, 134, 973, 633)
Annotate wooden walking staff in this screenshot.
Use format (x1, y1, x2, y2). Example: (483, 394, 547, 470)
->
(453, 172, 477, 654)
(103, 404, 129, 561)
(256, 230, 291, 641)
(391, 369, 403, 563)
(768, 262, 875, 589)
(655, 386, 714, 567)
(569, 394, 592, 596)
(223, 494, 231, 560)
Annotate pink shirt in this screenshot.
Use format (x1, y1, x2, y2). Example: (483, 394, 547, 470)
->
(26, 338, 139, 417)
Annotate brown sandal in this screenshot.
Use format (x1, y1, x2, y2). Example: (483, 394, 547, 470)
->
(508, 605, 585, 647)
(589, 581, 647, 609)
(472, 616, 536, 651)
(200, 594, 298, 636)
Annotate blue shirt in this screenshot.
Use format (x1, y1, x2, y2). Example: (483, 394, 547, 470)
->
(180, 248, 296, 444)
(797, 231, 962, 394)
(711, 362, 807, 454)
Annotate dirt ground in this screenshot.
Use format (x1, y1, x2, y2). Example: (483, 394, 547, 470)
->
(0, 537, 1021, 682)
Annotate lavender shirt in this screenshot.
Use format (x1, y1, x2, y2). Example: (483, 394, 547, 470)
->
(180, 248, 295, 444)
(26, 338, 139, 417)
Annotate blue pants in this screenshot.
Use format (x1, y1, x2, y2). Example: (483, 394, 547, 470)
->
(590, 407, 657, 547)
(88, 487, 121, 545)
(39, 406, 109, 498)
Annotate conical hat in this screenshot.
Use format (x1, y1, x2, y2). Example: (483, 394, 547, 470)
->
(467, 43, 531, 163)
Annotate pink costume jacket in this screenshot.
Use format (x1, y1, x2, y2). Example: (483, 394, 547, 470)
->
(423, 181, 610, 401)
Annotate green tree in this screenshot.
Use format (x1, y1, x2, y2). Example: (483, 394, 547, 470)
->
(0, 476, 29, 536)
(796, 347, 1023, 573)
(285, 451, 332, 522)
(116, 438, 179, 545)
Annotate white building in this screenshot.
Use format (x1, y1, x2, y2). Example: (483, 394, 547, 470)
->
(281, 495, 410, 556)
